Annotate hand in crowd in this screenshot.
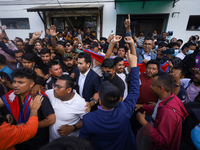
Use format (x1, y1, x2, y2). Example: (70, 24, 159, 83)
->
(136, 111, 147, 126)
(124, 36, 134, 44)
(57, 125, 73, 136)
(135, 104, 143, 111)
(107, 34, 114, 43)
(30, 84, 41, 98)
(30, 94, 44, 110)
(148, 102, 157, 107)
(142, 59, 149, 64)
(44, 73, 51, 80)
(124, 14, 131, 28)
(6, 114, 13, 124)
(126, 49, 137, 68)
(50, 25, 59, 37)
(0, 77, 6, 85)
(85, 102, 92, 113)
(32, 30, 43, 40)
(112, 35, 122, 44)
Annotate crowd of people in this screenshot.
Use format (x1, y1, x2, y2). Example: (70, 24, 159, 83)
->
(0, 14, 200, 150)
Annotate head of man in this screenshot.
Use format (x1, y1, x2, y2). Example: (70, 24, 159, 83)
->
(151, 72, 173, 96)
(78, 29, 82, 34)
(177, 39, 183, 46)
(142, 37, 154, 53)
(0, 54, 6, 66)
(21, 53, 35, 70)
(83, 43, 90, 49)
(170, 37, 177, 43)
(170, 66, 186, 82)
(65, 40, 73, 53)
(77, 52, 91, 74)
(117, 46, 127, 58)
(16, 39, 25, 51)
(145, 60, 159, 78)
(53, 75, 74, 100)
(157, 42, 167, 55)
(114, 57, 125, 74)
(15, 50, 24, 63)
(48, 61, 63, 78)
(102, 58, 115, 81)
(86, 28, 91, 34)
(139, 31, 144, 37)
(12, 68, 37, 95)
(99, 81, 120, 109)
(193, 69, 200, 86)
(89, 41, 99, 53)
(181, 42, 196, 55)
(41, 48, 51, 64)
(14, 37, 22, 45)
(63, 53, 74, 69)
(57, 41, 65, 50)
(167, 42, 180, 57)
(162, 32, 167, 39)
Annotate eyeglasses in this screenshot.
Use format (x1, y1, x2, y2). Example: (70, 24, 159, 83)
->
(16, 44, 24, 46)
(78, 45, 82, 47)
(66, 44, 71, 47)
(52, 84, 65, 90)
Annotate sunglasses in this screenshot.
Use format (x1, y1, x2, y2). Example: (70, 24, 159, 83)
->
(78, 45, 82, 47)
(66, 44, 71, 47)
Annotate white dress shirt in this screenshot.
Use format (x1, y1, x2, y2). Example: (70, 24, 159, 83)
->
(176, 52, 186, 60)
(78, 68, 90, 97)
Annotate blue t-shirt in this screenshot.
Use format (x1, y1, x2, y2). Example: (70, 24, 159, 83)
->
(0, 65, 13, 81)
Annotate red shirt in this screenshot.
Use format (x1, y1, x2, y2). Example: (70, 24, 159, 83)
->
(137, 73, 157, 104)
(0, 116, 39, 150)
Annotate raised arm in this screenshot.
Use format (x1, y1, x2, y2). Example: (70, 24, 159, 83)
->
(105, 35, 122, 59)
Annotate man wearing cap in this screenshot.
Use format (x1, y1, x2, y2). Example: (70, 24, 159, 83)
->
(62, 53, 77, 76)
(89, 41, 104, 77)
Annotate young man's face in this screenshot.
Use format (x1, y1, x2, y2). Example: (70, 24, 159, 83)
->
(142, 40, 153, 52)
(53, 79, 68, 99)
(115, 61, 125, 74)
(22, 59, 35, 70)
(101, 67, 115, 81)
(65, 43, 72, 53)
(49, 64, 63, 78)
(63, 58, 74, 68)
(41, 53, 51, 64)
(77, 58, 90, 74)
(117, 48, 126, 58)
(16, 41, 25, 51)
(145, 64, 159, 78)
(15, 52, 23, 62)
(150, 76, 160, 95)
(13, 77, 34, 95)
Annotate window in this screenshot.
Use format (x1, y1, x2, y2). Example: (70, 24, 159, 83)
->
(0, 18, 30, 29)
(186, 15, 200, 30)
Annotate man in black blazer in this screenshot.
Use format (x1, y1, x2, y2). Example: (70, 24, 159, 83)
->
(75, 52, 101, 111)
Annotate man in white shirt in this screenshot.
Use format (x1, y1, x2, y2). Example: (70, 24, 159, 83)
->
(176, 42, 196, 60)
(45, 75, 87, 142)
(114, 57, 129, 100)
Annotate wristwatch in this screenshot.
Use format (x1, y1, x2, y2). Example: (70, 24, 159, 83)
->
(90, 98, 97, 104)
(174, 83, 181, 87)
(73, 125, 77, 132)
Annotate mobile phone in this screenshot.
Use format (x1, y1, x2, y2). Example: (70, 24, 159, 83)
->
(162, 48, 175, 55)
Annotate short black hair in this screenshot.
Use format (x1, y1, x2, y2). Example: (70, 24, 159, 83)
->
(114, 57, 124, 66)
(100, 37, 107, 42)
(0, 54, 6, 64)
(152, 72, 174, 92)
(181, 42, 196, 51)
(78, 52, 91, 65)
(58, 75, 75, 90)
(158, 42, 167, 48)
(146, 59, 160, 70)
(65, 40, 73, 46)
(144, 37, 153, 43)
(48, 60, 60, 69)
(15, 50, 24, 54)
(139, 31, 144, 34)
(172, 66, 187, 76)
(11, 68, 37, 82)
(99, 81, 120, 109)
(167, 42, 180, 48)
(118, 45, 128, 52)
(40, 48, 51, 55)
(102, 58, 115, 69)
(39, 136, 93, 150)
(22, 53, 35, 62)
(16, 39, 24, 43)
(177, 39, 183, 44)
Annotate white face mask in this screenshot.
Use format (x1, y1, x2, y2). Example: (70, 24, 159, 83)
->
(172, 49, 179, 56)
(186, 49, 194, 55)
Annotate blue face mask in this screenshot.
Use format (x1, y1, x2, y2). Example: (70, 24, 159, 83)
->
(186, 50, 194, 55)
(172, 49, 179, 56)
(155, 45, 158, 50)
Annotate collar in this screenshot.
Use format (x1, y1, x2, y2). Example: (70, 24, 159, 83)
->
(98, 105, 114, 111)
(80, 68, 90, 77)
(0, 65, 7, 72)
(142, 49, 151, 56)
(159, 93, 175, 106)
(59, 90, 76, 105)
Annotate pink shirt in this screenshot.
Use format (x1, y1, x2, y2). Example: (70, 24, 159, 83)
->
(185, 82, 200, 103)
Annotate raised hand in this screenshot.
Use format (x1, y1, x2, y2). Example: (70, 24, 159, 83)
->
(127, 49, 137, 68)
(50, 25, 59, 37)
(32, 30, 43, 40)
(124, 14, 131, 28)
(112, 35, 122, 43)
(124, 36, 134, 44)
(29, 95, 44, 110)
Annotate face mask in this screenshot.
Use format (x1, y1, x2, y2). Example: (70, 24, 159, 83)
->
(100, 43, 105, 48)
(172, 50, 179, 56)
(186, 50, 194, 55)
(5, 43, 9, 47)
(103, 73, 112, 81)
(155, 45, 158, 50)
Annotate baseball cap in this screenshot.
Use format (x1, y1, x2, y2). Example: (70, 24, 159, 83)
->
(89, 41, 98, 48)
(63, 53, 73, 60)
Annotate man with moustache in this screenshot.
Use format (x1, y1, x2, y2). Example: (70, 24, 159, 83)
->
(62, 53, 77, 76)
(45, 75, 87, 142)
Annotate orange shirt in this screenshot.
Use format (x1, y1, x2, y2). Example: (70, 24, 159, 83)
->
(0, 116, 39, 150)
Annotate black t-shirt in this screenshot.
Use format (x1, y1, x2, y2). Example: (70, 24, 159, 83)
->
(62, 64, 77, 76)
(83, 33, 95, 44)
(15, 95, 54, 150)
(109, 74, 125, 98)
(45, 76, 57, 90)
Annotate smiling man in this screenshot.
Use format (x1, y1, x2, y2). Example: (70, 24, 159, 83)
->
(0, 68, 55, 150)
